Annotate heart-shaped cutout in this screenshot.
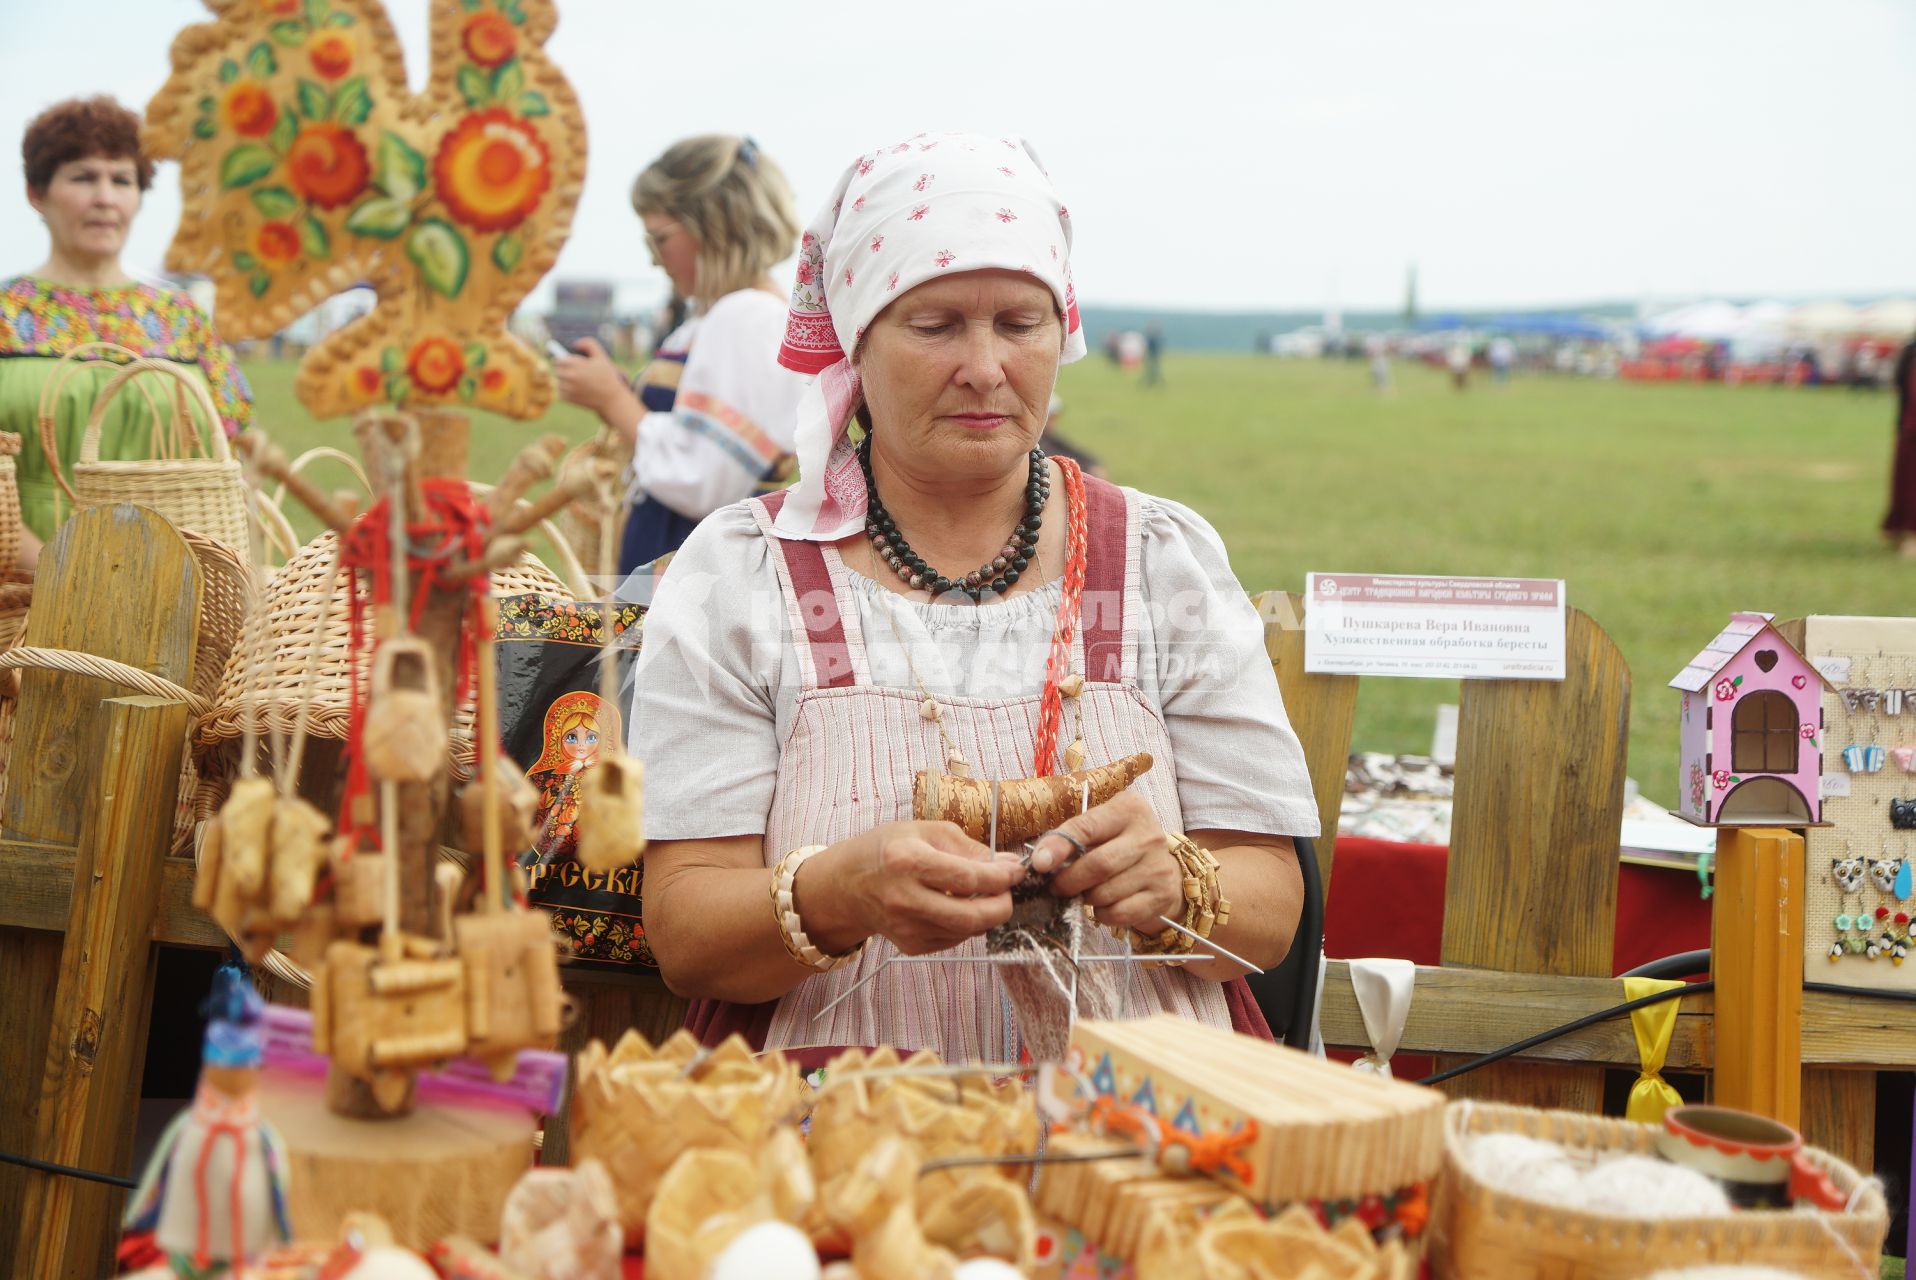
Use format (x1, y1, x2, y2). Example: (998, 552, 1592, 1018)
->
(1754, 650, 1778, 673)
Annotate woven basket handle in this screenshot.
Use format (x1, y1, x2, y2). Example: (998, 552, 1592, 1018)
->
(80, 357, 231, 469)
(35, 341, 152, 509)
(0, 645, 211, 717)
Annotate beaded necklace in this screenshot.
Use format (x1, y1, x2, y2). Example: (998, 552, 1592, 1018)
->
(860, 435, 1046, 602)
(856, 441, 1089, 777)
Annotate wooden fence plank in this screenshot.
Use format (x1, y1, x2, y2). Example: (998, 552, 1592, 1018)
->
(1712, 827, 1805, 1126)
(16, 697, 188, 1279)
(0, 844, 226, 948)
(1801, 1068, 1875, 1176)
(1256, 591, 1357, 889)
(0, 507, 199, 1272)
(1438, 607, 1631, 1111)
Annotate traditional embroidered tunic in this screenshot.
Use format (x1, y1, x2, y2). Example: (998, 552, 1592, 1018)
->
(0, 276, 253, 541)
(635, 475, 1319, 1060)
(618, 288, 802, 572)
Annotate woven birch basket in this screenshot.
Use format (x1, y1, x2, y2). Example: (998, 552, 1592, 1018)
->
(188, 530, 575, 825)
(1430, 1102, 1887, 1280)
(43, 354, 252, 555)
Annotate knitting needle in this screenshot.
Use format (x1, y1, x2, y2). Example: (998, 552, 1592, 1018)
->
(1152, 914, 1260, 972)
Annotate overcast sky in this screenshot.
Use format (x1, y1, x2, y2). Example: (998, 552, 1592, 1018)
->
(3, 0, 1912, 313)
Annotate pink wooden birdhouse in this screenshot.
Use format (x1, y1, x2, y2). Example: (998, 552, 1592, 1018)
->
(1670, 612, 1831, 826)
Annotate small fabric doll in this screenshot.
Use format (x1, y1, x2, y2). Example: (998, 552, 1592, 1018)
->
(122, 965, 292, 1276)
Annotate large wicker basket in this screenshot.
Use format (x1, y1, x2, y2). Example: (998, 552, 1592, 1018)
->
(44, 355, 252, 555)
(1431, 1102, 1887, 1280)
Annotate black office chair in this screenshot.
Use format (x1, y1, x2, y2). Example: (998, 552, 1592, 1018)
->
(1244, 835, 1324, 1048)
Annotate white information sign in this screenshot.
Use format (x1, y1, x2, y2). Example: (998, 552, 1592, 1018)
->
(1305, 573, 1567, 681)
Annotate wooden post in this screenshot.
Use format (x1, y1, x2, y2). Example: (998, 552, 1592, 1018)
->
(1256, 591, 1358, 890)
(1437, 608, 1630, 1111)
(0, 506, 199, 1269)
(1711, 826, 1804, 1126)
(14, 696, 190, 1280)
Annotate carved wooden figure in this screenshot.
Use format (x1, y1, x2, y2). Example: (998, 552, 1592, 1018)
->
(142, 0, 587, 422)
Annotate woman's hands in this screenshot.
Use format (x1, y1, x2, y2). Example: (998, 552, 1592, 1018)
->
(1029, 791, 1182, 933)
(554, 338, 642, 436)
(797, 821, 1025, 957)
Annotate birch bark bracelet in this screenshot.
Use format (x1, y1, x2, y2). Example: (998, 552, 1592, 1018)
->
(1130, 832, 1232, 956)
(772, 844, 863, 972)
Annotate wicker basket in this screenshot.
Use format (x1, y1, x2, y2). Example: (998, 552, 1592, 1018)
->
(189, 530, 575, 825)
(0, 431, 22, 575)
(44, 356, 252, 555)
(1430, 1102, 1887, 1280)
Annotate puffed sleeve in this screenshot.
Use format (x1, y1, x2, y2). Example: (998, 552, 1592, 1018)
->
(631, 502, 786, 839)
(1136, 495, 1320, 837)
(188, 306, 254, 438)
(632, 291, 802, 520)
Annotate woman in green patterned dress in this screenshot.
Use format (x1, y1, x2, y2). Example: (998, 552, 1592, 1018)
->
(2, 96, 252, 570)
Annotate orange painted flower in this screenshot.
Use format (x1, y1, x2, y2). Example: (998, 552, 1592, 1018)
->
(461, 12, 518, 68)
(406, 337, 464, 395)
(308, 32, 355, 80)
(353, 365, 383, 396)
(260, 0, 300, 13)
(432, 109, 550, 232)
(254, 221, 301, 265)
(221, 82, 277, 138)
(480, 366, 508, 394)
(287, 124, 370, 209)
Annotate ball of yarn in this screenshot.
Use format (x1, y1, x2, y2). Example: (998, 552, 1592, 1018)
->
(953, 1261, 1028, 1280)
(1579, 1155, 1731, 1219)
(1463, 1133, 1583, 1202)
(707, 1221, 820, 1280)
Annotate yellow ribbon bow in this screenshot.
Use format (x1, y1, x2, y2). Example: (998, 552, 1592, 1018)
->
(1623, 976, 1686, 1124)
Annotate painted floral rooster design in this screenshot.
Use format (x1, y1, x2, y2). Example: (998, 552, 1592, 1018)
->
(144, 0, 583, 420)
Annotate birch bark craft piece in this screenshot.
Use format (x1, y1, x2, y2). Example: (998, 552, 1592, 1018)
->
(913, 752, 1154, 849)
(142, 0, 585, 420)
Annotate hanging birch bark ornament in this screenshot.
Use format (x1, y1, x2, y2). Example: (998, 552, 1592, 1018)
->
(576, 456, 646, 873)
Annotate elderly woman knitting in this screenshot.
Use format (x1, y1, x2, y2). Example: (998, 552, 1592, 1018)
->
(635, 134, 1317, 1063)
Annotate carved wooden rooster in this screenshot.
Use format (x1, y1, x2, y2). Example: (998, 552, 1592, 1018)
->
(143, 0, 584, 420)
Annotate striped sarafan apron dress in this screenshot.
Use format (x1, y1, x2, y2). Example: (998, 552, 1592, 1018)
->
(687, 473, 1272, 1062)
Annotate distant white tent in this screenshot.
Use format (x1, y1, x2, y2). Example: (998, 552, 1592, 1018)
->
(1786, 301, 1861, 337)
(1859, 299, 1916, 339)
(1642, 301, 1745, 341)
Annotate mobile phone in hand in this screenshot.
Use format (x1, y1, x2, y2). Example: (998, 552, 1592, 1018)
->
(546, 339, 574, 361)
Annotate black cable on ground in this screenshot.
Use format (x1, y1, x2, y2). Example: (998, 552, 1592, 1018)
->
(0, 1148, 136, 1189)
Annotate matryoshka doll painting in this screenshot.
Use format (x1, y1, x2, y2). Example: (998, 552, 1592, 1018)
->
(527, 689, 619, 860)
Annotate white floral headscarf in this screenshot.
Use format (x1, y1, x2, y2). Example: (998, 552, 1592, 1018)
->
(772, 132, 1085, 541)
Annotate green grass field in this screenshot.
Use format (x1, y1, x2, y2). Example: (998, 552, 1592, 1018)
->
(240, 353, 1907, 806)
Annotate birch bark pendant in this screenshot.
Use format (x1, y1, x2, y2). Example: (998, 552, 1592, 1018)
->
(1063, 739, 1087, 771)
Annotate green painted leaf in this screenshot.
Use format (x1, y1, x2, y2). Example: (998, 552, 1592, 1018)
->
(460, 0, 482, 11)
(246, 42, 277, 79)
(463, 341, 488, 369)
(406, 218, 470, 299)
(500, 0, 527, 23)
(335, 76, 372, 127)
(379, 346, 404, 373)
(218, 59, 240, 84)
(458, 375, 478, 400)
(491, 231, 523, 273)
(192, 118, 218, 142)
(269, 105, 297, 155)
(375, 130, 426, 202)
(1732, 675, 1744, 686)
(250, 186, 299, 218)
(329, 11, 355, 27)
(248, 272, 272, 298)
(343, 195, 412, 239)
(490, 59, 524, 102)
(515, 90, 549, 118)
(456, 64, 490, 108)
(304, 0, 330, 22)
(384, 374, 409, 401)
(219, 144, 279, 189)
(268, 21, 305, 47)
(231, 250, 259, 272)
(298, 214, 330, 259)
(198, 96, 216, 113)
(297, 79, 333, 122)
